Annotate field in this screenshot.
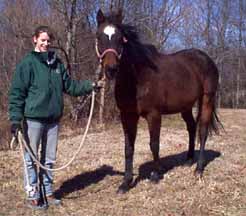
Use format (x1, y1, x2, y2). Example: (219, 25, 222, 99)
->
(0, 109, 246, 216)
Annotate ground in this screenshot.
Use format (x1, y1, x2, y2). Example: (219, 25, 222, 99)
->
(0, 109, 246, 216)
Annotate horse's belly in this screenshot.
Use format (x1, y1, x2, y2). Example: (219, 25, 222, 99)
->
(136, 88, 199, 115)
(160, 91, 200, 114)
(115, 81, 201, 115)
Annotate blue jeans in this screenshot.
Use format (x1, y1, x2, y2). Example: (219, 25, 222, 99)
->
(23, 119, 59, 200)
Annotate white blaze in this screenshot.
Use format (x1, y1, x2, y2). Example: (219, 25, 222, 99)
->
(103, 25, 116, 40)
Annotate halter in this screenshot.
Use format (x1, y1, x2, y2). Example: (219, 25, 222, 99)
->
(95, 39, 122, 62)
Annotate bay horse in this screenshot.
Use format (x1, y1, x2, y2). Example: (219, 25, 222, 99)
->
(95, 9, 221, 193)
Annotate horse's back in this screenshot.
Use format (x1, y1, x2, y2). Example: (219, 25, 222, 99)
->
(167, 48, 218, 79)
(158, 48, 219, 94)
(116, 48, 219, 115)
(137, 48, 219, 114)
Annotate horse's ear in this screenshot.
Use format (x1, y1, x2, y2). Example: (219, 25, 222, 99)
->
(116, 8, 124, 24)
(97, 9, 105, 26)
(123, 37, 128, 43)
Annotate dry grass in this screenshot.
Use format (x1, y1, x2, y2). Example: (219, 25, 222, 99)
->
(0, 109, 246, 216)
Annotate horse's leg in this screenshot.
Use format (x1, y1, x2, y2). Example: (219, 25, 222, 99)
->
(117, 112, 139, 194)
(181, 110, 196, 165)
(146, 111, 161, 183)
(196, 94, 212, 177)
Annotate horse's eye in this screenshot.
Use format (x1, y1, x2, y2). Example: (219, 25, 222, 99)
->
(97, 34, 103, 40)
(111, 34, 121, 42)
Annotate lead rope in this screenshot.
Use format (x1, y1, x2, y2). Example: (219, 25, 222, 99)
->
(15, 90, 95, 172)
(19, 135, 37, 197)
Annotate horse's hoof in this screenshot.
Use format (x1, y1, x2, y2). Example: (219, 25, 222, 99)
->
(117, 187, 127, 194)
(116, 178, 133, 194)
(149, 171, 160, 183)
(194, 168, 203, 179)
(117, 184, 130, 194)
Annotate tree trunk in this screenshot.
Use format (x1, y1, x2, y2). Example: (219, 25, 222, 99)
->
(99, 83, 106, 128)
(236, 0, 243, 108)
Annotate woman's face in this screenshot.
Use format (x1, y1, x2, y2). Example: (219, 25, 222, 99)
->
(33, 32, 51, 52)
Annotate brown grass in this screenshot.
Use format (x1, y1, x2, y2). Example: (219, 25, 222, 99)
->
(0, 109, 246, 216)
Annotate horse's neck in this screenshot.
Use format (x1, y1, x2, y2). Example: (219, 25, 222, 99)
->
(118, 63, 138, 84)
(116, 60, 138, 91)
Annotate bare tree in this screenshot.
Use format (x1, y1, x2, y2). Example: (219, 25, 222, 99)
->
(0, 0, 48, 110)
(236, 0, 244, 108)
(1, 0, 246, 128)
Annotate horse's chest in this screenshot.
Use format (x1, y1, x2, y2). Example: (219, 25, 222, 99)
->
(115, 79, 154, 114)
(136, 84, 151, 99)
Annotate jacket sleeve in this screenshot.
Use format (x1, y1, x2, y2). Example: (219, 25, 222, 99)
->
(8, 62, 31, 123)
(61, 64, 93, 96)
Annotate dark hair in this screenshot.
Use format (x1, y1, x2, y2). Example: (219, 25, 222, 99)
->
(33, 25, 55, 40)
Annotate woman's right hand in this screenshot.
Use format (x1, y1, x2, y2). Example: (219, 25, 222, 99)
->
(92, 80, 104, 92)
(11, 123, 21, 137)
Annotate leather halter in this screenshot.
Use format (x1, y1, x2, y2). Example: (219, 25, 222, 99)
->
(95, 39, 122, 62)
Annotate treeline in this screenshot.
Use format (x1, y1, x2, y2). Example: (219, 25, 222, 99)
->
(0, 0, 246, 124)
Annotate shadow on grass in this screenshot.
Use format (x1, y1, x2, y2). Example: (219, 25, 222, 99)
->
(54, 165, 123, 199)
(55, 150, 220, 197)
(134, 149, 221, 185)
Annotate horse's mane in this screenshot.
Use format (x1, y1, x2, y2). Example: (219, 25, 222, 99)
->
(118, 24, 160, 71)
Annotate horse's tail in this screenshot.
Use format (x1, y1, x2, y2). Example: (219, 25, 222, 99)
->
(208, 103, 223, 135)
(196, 51, 224, 135)
(196, 96, 223, 136)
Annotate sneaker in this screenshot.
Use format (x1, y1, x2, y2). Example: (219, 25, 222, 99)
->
(26, 199, 48, 210)
(46, 195, 61, 206)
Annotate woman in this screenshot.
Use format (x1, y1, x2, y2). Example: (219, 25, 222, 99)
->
(8, 25, 101, 209)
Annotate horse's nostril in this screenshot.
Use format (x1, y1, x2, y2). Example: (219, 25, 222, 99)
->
(105, 65, 118, 79)
(109, 65, 118, 71)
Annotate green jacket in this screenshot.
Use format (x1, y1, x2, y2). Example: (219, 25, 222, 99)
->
(9, 51, 93, 123)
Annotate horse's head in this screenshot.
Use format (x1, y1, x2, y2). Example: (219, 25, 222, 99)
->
(96, 9, 127, 80)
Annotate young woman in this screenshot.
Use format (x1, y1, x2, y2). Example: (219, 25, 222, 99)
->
(8, 25, 100, 209)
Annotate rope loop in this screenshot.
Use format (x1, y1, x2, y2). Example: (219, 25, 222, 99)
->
(14, 90, 96, 172)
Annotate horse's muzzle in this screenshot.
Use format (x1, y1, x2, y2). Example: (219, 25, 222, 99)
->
(105, 65, 118, 80)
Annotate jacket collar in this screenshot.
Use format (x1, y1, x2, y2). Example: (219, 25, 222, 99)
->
(31, 51, 57, 65)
